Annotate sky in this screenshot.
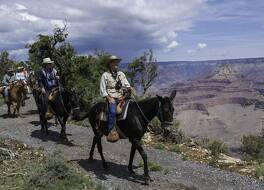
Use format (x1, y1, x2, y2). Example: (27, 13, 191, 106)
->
(0, 0, 263, 62)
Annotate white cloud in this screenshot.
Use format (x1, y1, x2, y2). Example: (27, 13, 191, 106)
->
(0, 0, 207, 60)
(197, 42, 207, 49)
(15, 3, 27, 10)
(167, 41, 179, 50)
(19, 12, 39, 22)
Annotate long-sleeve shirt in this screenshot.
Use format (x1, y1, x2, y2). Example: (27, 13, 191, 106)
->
(2, 74, 15, 86)
(38, 68, 59, 91)
(15, 72, 27, 81)
(100, 71, 130, 98)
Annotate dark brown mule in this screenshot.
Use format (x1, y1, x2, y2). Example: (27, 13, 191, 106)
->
(6, 80, 27, 117)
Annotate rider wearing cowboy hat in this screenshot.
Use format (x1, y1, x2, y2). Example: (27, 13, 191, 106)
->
(100, 55, 131, 141)
(1, 68, 16, 102)
(38, 57, 60, 119)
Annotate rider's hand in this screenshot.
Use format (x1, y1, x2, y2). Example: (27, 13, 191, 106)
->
(41, 88, 46, 94)
(107, 96, 115, 103)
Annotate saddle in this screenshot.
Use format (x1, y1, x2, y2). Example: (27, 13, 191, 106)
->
(97, 99, 131, 122)
(96, 98, 132, 142)
(48, 88, 59, 101)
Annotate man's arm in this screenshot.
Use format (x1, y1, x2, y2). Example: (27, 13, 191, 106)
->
(2, 75, 8, 85)
(120, 72, 131, 88)
(100, 73, 115, 103)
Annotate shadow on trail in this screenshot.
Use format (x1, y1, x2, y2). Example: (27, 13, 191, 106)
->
(30, 129, 76, 147)
(77, 159, 145, 184)
(29, 120, 57, 127)
(0, 113, 12, 119)
(23, 109, 39, 115)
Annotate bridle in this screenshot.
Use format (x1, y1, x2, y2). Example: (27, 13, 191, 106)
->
(135, 97, 173, 127)
(156, 100, 173, 126)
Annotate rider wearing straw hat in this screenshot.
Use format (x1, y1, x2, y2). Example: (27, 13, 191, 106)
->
(100, 55, 131, 141)
(38, 57, 60, 119)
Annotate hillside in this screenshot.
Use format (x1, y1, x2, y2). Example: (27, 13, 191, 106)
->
(153, 57, 264, 88)
(150, 61, 264, 151)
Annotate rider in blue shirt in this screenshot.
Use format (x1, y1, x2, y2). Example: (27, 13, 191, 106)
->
(38, 57, 60, 119)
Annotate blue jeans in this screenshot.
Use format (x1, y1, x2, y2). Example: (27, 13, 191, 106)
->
(108, 101, 117, 132)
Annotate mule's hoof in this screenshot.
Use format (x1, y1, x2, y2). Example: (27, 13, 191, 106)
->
(144, 175, 153, 185)
(129, 170, 135, 176)
(60, 134, 67, 139)
(128, 166, 135, 175)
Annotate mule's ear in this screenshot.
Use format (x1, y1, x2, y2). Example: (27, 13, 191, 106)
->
(169, 90, 177, 101)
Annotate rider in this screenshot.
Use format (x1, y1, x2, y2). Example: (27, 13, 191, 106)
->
(38, 57, 60, 119)
(100, 55, 131, 140)
(1, 68, 16, 102)
(15, 66, 30, 100)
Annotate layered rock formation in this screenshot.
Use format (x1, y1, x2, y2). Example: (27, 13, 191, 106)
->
(150, 62, 264, 150)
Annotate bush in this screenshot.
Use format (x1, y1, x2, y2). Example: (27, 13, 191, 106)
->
(154, 143, 165, 150)
(139, 161, 163, 171)
(163, 121, 187, 144)
(256, 164, 264, 179)
(149, 117, 162, 134)
(169, 144, 181, 153)
(208, 140, 229, 156)
(241, 135, 264, 162)
(195, 137, 229, 156)
(24, 153, 94, 190)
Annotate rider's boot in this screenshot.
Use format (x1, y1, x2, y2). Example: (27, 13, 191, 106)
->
(106, 128, 119, 142)
(45, 105, 53, 120)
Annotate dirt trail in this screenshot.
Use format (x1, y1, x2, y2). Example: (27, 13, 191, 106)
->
(0, 96, 263, 190)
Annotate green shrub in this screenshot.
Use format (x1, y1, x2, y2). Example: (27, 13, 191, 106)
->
(208, 140, 229, 156)
(139, 161, 163, 171)
(149, 117, 162, 134)
(24, 153, 95, 190)
(241, 135, 264, 162)
(169, 144, 181, 153)
(154, 143, 165, 150)
(194, 137, 211, 149)
(195, 137, 229, 156)
(256, 164, 264, 179)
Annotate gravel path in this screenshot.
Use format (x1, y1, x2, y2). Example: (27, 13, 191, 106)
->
(0, 96, 263, 190)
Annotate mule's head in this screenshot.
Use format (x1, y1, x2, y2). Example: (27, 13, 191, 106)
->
(156, 90, 176, 128)
(68, 90, 81, 120)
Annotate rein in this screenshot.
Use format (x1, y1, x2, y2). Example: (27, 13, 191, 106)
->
(135, 98, 173, 127)
(58, 88, 80, 115)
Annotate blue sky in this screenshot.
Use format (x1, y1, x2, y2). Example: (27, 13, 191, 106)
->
(0, 0, 263, 62)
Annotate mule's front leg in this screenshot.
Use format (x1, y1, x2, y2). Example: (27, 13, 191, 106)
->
(97, 137, 108, 169)
(134, 139, 152, 185)
(128, 140, 136, 175)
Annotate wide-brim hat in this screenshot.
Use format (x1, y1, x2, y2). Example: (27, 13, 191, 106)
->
(42, 57, 54, 65)
(17, 66, 24, 70)
(108, 55, 121, 64)
(7, 68, 14, 72)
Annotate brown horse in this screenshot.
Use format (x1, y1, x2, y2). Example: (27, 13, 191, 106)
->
(5, 80, 27, 117)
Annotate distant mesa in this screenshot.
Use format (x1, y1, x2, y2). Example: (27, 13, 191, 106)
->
(211, 64, 241, 80)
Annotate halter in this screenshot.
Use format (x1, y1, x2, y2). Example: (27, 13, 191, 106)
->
(156, 101, 173, 126)
(135, 98, 173, 127)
